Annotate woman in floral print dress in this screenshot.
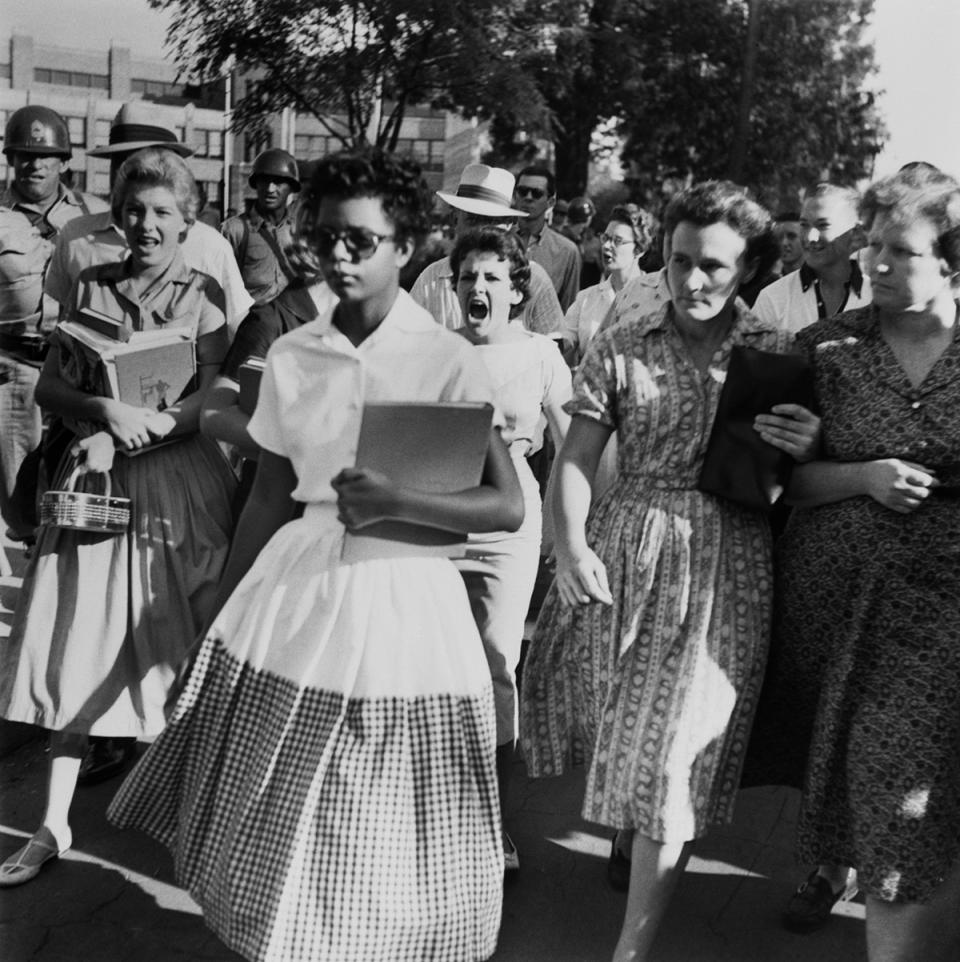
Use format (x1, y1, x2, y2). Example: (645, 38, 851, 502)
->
(520, 181, 820, 962)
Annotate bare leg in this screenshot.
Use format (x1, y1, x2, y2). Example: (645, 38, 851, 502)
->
(41, 731, 87, 847)
(612, 831, 693, 962)
(866, 858, 960, 962)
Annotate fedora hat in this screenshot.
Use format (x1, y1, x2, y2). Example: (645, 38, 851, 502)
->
(436, 164, 527, 218)
(87, 102, 194, 158)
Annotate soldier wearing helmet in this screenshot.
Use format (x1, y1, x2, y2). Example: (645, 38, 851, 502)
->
(221, 147, 301, 305)
(0, 104, 108, 543)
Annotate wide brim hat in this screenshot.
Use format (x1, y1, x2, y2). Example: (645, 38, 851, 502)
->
(87, 102, 194, 158)
(436, 164, 527, 218)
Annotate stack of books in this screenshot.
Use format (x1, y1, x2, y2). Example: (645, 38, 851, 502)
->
(58, 307, 196, 411)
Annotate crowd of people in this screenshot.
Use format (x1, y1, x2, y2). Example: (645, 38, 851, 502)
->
(0, 100, 958, 962)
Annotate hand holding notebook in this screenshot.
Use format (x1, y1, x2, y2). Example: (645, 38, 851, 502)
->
(338, 402, 494, 563)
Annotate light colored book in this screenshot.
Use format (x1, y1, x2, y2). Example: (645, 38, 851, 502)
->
(58, 321, 196, 411)
(341, 401, 493, 564)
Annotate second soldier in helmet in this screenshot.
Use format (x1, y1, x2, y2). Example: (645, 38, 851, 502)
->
(221, 148, 301, 305)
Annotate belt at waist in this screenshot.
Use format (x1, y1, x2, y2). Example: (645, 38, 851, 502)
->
(614, 472, 700, 492)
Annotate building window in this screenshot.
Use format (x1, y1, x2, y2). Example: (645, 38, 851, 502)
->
(92, 170, 111, 198)
(132, 78, 185, 101)
(34, 67, 108, 88)
(94, 119, 112, 147)
(67, 117, 86, 148)
(68, 170, 87, 192)
(206, 129, 223, 159)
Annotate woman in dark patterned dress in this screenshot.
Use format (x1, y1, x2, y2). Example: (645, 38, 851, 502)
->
(520, 181, 821, 962)
(777, 166, 960, 961)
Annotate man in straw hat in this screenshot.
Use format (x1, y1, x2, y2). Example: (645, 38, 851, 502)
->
(45, 102, 252, 336)
(410, 164, 563, 334)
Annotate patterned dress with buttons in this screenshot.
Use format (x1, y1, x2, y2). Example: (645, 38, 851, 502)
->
(774, 307, 960, 903)
(520, 301, 793, 843)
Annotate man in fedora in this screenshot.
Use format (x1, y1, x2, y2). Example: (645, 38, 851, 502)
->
(221, 148, 300, 306)
(45, 102, 253, 336)
(410, 164, 563, 334)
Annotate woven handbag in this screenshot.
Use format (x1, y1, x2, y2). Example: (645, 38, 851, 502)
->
(40, 467, 130, 535)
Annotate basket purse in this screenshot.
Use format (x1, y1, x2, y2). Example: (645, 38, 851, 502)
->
(40, 467, 131, 535)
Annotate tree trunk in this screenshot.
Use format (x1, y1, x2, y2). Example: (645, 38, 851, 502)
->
(727, 0, 760, 181)
(553, 113, 594, 200)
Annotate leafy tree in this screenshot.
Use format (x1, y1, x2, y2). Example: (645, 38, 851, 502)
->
(149, 0, 547, 149)
(488, 0, 885, 209)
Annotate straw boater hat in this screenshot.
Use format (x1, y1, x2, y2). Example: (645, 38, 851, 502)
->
(87, 102, 194, 157)
(436, 164, 527, 218)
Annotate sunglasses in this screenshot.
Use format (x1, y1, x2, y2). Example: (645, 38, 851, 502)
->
(600, 233, 635, 248)
(312, 226, 395, 260)
(515, 186, 548, 201)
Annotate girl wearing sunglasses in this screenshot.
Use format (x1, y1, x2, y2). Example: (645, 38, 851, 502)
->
(110, 149, 523, 962)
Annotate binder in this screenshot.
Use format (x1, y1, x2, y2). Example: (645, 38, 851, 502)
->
(341, 401, 493, 563)
(237, 356, 266, 415)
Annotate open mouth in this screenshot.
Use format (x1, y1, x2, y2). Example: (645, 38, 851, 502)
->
(468, 298, 489, 320)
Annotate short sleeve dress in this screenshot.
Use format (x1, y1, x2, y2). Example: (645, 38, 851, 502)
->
(0, 251, 237, 738)
(775, 308, 960, 903)
(109, 291, 504, 962)
(520, 302, 793, 843)
(457, 328, 572, 745)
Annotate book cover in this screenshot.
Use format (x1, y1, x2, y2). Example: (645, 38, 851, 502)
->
(341, 402, 493, 564)
(75, 306, 131, 342)
(57, 322, 196, 410)
(238, 356, 266, 415)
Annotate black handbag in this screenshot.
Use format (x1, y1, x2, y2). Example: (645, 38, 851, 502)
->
(697, 346, 815, 511)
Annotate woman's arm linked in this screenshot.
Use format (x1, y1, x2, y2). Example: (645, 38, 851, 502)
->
(787, 458, 940, 514)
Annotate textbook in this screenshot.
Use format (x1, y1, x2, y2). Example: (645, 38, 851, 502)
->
(341, 401, 493, 564)
(75, 306, 131, 342)
(237, 356, 267, 415)
(58, 321, 196, 411)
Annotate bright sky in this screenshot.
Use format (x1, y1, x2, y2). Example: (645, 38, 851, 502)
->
(4, 0, 959, 179)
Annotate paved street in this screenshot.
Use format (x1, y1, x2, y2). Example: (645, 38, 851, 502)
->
(1, 536, 868, 962)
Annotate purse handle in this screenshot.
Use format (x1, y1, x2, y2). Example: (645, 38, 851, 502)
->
(65, 466, 112, 500)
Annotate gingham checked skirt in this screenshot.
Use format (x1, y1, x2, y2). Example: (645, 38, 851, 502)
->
(109, 506, 503, 962)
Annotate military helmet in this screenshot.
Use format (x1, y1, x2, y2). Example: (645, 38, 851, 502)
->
(567, 196, 596, 225)
(3, 105, 71, 159)
(249, 148, 300, 191)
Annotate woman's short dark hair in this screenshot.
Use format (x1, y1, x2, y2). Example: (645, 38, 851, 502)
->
(607, 203, 654, 254)
(862, 168, 960, 272)
(663, 180, 777, 279)
(449, 228, 531, 318)
(296, 147, 432, 252)
(111, 147, 199, 226)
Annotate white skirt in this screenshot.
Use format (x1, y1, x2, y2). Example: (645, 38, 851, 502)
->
(109, 504, 503, 962)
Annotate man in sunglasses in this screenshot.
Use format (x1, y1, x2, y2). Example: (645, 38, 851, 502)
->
(513, 166, 581, 312)
(410, 164, 563, 336)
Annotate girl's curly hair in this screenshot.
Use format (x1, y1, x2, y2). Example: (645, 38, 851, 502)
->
(296, 148, 433, 255)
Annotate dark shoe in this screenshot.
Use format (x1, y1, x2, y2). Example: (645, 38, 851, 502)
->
(0, 826, 71, 887)
(782, 869, 858, 933)
(607, 835, 631, 893)
(503, 833, 520, 875)
(77, 738, 137, 787)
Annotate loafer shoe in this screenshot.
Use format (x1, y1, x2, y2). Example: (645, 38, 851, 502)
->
(0, 826, 70, 888)
(78, 738, 137, 787)
(782, 869, 858, 932)
(503, 833, 520, 875)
